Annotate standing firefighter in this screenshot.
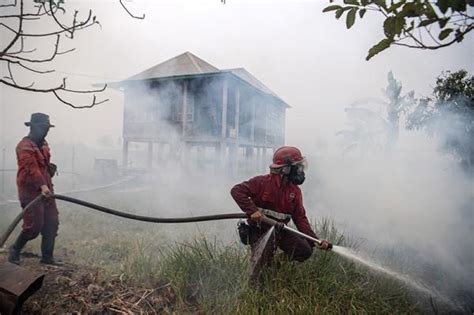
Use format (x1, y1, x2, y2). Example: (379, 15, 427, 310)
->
(8, 113, 60, 265)
(231, 146, 330, 280)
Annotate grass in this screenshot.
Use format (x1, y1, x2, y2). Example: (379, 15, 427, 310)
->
(1, 190, 421, 314)
(151, 219, 418, 314)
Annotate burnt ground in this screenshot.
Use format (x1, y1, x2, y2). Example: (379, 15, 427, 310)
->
(0, 251, 183, 315)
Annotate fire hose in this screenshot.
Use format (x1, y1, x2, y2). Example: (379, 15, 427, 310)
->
(0, 194, 330, 249)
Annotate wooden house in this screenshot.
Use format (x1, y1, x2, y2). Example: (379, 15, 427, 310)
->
(119, 52, 289, 171)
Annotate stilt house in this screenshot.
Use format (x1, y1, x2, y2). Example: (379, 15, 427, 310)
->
(119, 52, 289, 170)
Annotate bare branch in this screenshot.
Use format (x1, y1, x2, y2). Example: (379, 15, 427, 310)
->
(0, 13, 40, 20)
(7, 62, 17, 85)
(48, 0, 73, 37)
(1, 0, 23, 56)
(119, 0, 145, 19)
(5, 36, 36, 55)
(394, 24, 474, 50)
(53, 91, 109, 109)
(9, 9, 96, 37)
(5, 59, 55, 74)
(56, 47, 76, 55)
(0, 0, 17, 8)
(1, 0, 141, 109)
(0, 77, 109, 109)
(61, 78, 108, 94)
(0, 77, 62, 92)
(3, 34, 61, 62)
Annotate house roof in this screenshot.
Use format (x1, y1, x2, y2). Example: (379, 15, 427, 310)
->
(124, 52, 288, 107)
(127, 52, 220, 81)
(224, 68, 287, 106)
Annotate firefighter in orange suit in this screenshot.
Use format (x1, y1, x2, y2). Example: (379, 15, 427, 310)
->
(8, 113, 60, 265)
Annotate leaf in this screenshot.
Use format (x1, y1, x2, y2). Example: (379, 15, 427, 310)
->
(449, 0, 466, 12)
(437, 0, 449, 14)
(387, 0, 405, 13)
(361, 0, 369, 5)
(399, 2, 419, 17)
(373, 0, 387, 8)
(335, 8, 345, 19)
(424, 2, 438, 19)
(323, 5, 342, 12)
(359, 8, 367, 18)
(366, 38, 392, 61)
(383, 16, 405, 38)
(438, 17, 450, 28)
(438, 28, 453, 40)
(346, 8, 358, 29)
(455, 29, 464, 42)
(343, 0, 359, 4)
(418, 19, 437, 27)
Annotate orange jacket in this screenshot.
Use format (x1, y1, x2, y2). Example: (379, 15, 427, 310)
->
(16, 137, 53, 200)
(231, 173, 317, 241)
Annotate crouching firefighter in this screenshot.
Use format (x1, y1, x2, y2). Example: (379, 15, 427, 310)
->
(231, 146, 330, 281)
(8, 113, 61, 266)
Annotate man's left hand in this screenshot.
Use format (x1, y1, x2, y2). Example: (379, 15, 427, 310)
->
(318, 239, 331, 251)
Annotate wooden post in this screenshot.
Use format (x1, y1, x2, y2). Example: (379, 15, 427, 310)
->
(235, 87, 240, 137)
(182, 81, 188, 137)
(263, 147, 268, 171)
(122, 140, 129, 167)
(181, 81, 188, 165)
(234, 87, 240, 173)
(197, 146, 205, 170)
(147, 142, 153, 169)
(220, 78, 228, 167)
(221, 78, 228, 139)
(251, 99, 256, 143)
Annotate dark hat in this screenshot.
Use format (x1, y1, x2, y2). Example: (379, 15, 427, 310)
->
(24, 113, 55, 127)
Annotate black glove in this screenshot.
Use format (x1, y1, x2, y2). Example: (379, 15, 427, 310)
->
(237, 221, 251, 245)
(48, 163, 58, 178)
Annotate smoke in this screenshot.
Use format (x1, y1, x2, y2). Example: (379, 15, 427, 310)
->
(302, 99, 473, 309)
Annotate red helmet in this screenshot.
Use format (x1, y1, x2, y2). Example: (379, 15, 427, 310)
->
(270, 146, 305, 168)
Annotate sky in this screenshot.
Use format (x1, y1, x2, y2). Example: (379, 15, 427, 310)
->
(1, 0, 472, 152)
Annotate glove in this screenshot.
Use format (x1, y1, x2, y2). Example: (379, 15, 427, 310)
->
(318, 240, 332, 251)
(48, 163, 57, 178)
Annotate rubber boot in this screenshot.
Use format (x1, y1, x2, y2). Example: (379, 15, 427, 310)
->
(8, 233, 29, 265)
(40, 236, 62, 266)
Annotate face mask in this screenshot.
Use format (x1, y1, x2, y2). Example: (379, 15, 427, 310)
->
(30, 125, 50, 142)
(288, 164, 305, 185)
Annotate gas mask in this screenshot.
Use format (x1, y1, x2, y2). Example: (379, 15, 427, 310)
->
(30, 124, 50, 142)
(288, 163, 305, 185)
(29, 124, 49, 147)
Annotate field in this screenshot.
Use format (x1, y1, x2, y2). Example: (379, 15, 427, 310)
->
(0, 178, 435, 314)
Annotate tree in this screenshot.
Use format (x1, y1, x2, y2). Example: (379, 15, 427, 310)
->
(0, 0, 143, 108)
(323, 0, 474, 60)
(406, 70, 474, 172)
(337, 71, 414, 154)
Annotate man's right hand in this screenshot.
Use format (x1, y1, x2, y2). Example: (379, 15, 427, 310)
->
(250, 210, 263, 223)
(40, 185, 52, 198)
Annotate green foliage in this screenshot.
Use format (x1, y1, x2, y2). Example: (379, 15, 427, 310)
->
(323, 0, 474, 60)
(406, 70, 474, 172)
(434, 70, 474, 104)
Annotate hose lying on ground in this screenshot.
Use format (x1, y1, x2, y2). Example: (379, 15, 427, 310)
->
(0, 194, 247, 248)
